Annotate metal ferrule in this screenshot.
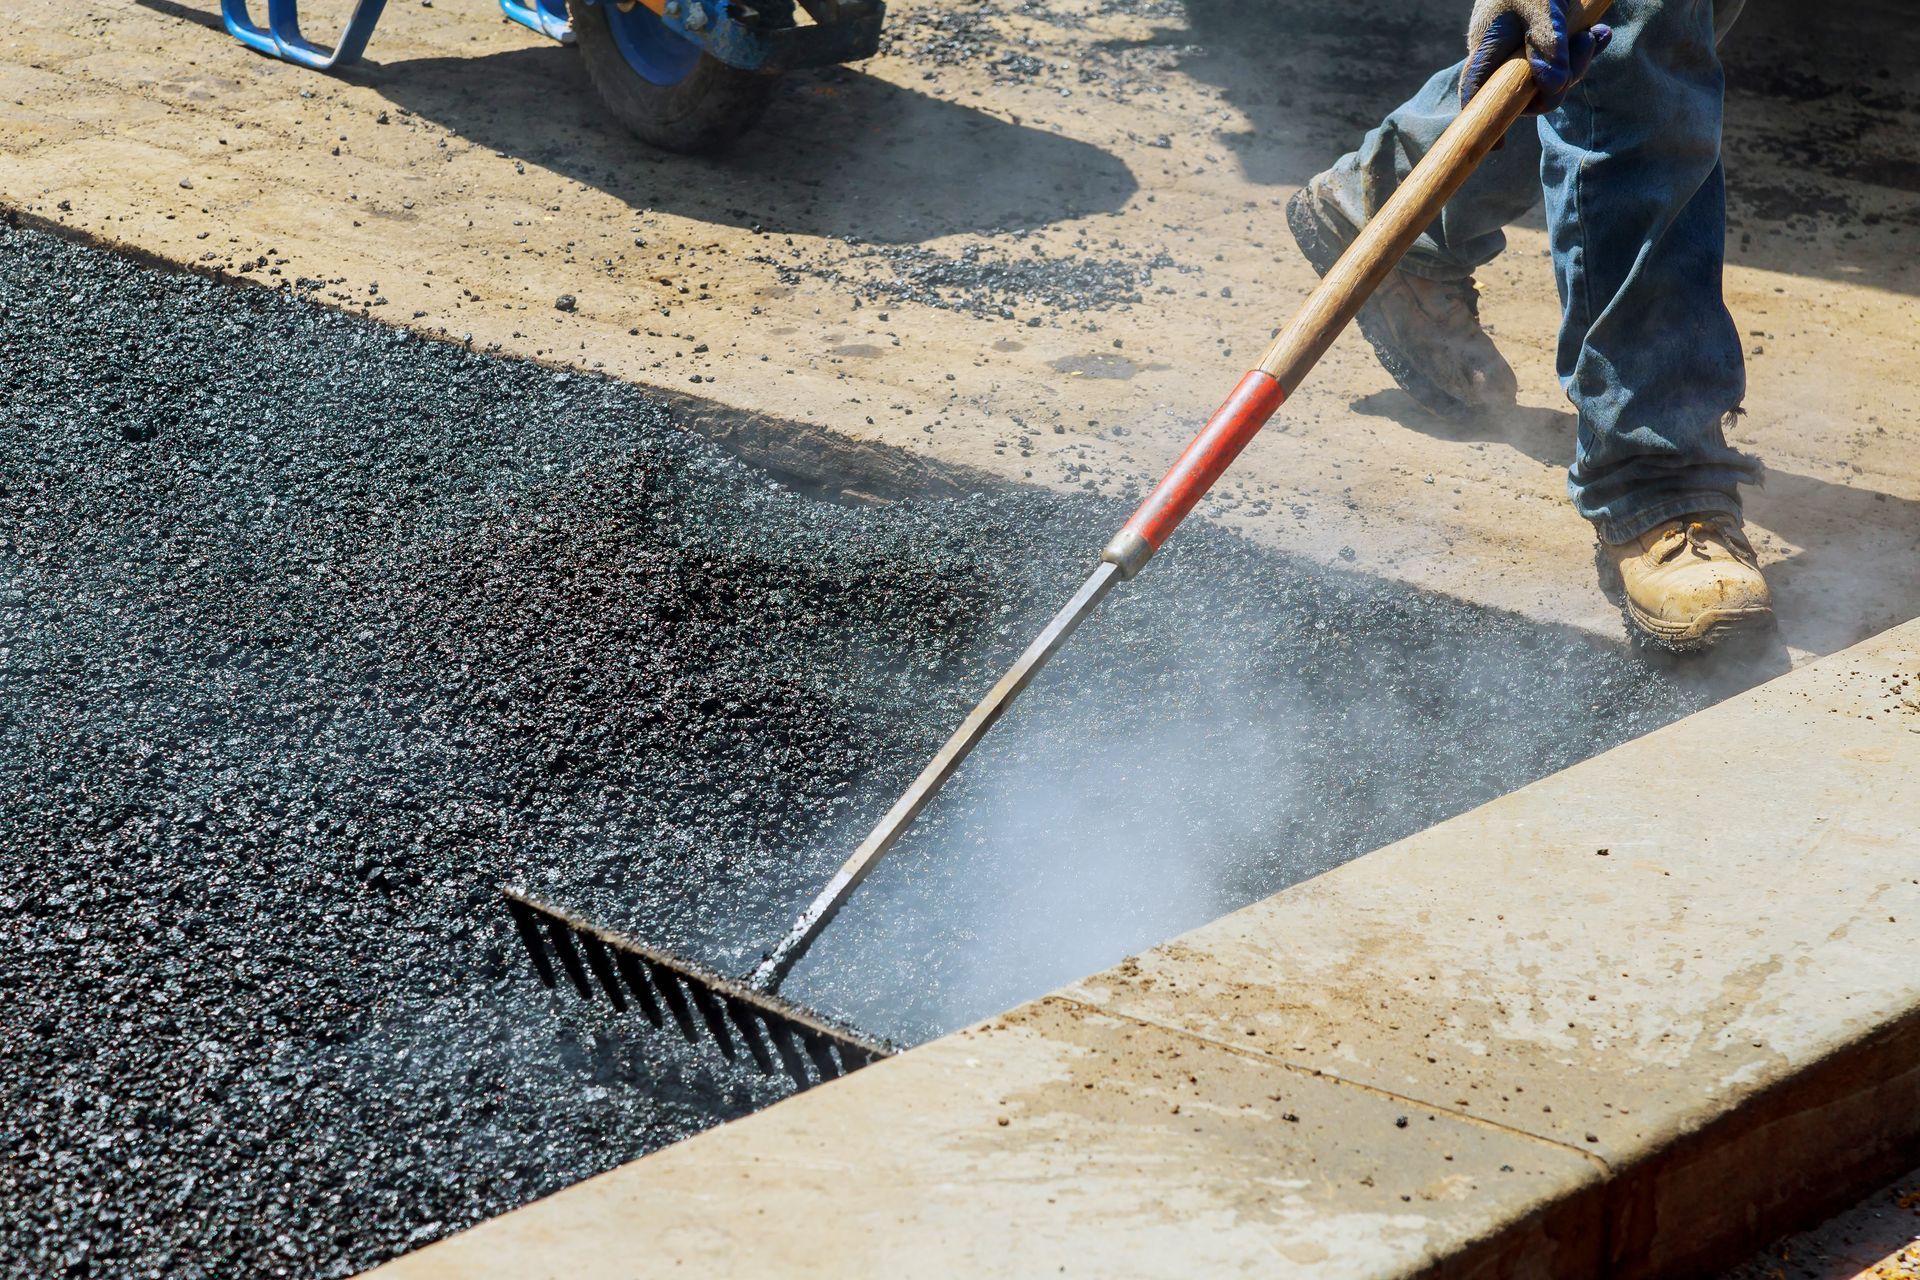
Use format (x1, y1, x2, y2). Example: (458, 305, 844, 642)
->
(1101, 529, 1155, 580)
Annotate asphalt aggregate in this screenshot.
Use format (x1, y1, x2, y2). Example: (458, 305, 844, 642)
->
(2, 221, 1710, 1277)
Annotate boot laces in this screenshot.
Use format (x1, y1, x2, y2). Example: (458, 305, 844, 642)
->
(1651, 516, 1756, 568)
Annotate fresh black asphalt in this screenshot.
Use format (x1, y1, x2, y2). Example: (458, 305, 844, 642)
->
(1, 222, 1708, 1277)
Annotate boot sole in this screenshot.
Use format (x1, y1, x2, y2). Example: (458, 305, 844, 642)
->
(1285, 189, 1470, 420)
(1593, 542, 1777, 654)
(1622, 600, 1776, 653)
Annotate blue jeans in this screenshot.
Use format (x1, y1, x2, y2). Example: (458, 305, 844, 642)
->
(1317, 0, 1760, 543)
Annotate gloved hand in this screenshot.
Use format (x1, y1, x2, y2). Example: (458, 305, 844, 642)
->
(1461, 0, 1611, 111)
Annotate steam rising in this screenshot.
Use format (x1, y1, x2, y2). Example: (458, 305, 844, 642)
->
(775, 545, 1707, 1044)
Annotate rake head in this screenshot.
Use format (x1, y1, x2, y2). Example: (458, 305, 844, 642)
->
(502, 888, 893, 1091)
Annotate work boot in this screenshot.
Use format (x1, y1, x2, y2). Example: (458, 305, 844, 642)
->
(1286, 180, 1518, 417)
(1598, 514, 1774, 651)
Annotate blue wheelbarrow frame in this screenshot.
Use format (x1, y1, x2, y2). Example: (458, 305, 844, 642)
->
(219, 0, 883, 75)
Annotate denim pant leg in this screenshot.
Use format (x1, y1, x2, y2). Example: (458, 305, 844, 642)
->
(1543, 0, 1760, 542)
(1315, 0, 1758, 542)
(1316, 62, 1544, 282)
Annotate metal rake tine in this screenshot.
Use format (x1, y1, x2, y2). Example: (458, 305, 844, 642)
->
(761, 1020, 814, 1087)
(499, 891, 895, 1076)
(686, 981, 737, 1060)
(800, 1031, 842, 1082)
(577, 933, 627, 1013)
(505, 896, 557, 988)
(725, 1000, 777, 1074)
(646, 960, 701, 1043)
(542, 916, 594, 999)
(612, 951, 666, 1028)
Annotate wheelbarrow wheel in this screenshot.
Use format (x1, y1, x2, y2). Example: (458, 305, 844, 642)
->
(567, 0, 778, 154)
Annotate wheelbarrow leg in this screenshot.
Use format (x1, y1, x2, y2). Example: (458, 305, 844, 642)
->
(499, 0, 575, 43)
(221, 0, 390, 70)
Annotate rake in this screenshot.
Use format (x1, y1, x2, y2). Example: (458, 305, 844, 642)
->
(506, 0, 1612, 1091)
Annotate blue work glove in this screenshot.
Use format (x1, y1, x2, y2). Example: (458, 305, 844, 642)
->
(1461, 0, 1612, 111)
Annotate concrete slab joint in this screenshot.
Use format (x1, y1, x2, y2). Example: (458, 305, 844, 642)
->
(371, 620, 1920, 1278)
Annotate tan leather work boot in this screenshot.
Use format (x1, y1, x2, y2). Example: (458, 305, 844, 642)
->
(1599, 514, 1774, 651)
(1287, 181, 1518, 417)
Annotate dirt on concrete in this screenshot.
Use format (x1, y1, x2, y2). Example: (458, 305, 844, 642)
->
(0, 223, 1724, 1277)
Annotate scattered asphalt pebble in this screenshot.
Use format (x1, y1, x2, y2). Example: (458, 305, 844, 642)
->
(760, 240, 1171, 318)
(553, 293, 576, 313)
(2, 222, 1711, 1278)
(880, 0, 1181, 89)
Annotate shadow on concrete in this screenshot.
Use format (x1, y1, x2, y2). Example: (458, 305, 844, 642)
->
(1123, 0, 1920, 295)
(1349, 390, 1568, 468)
(1748, 467, 1920, 656)
(131, 0, 1137, 243)
(356, 48, 1136, 244)
(133, 0, 226, 32)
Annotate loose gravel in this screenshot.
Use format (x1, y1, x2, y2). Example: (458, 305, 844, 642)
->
(2, 221, 1707, 1278)
(758, 239, 1173, 319)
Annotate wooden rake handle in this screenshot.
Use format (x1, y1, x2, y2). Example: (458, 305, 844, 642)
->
(1101, 0, 1613, 578)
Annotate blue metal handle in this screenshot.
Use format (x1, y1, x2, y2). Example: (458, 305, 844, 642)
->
(499, 0, 574, 42)
(222, 0, 390, 69)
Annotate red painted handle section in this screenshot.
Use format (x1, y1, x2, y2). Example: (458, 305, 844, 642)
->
(1121, 370, 1287, 550)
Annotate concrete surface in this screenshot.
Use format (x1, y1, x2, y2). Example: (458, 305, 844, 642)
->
(367, 618, 1920, 1279)
(383, 999, 1610, 1279)
(3, 0, 1919, 660)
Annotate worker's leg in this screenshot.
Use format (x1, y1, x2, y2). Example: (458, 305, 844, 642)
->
(1310, 61, 1543, 282)
(1295, 1, 1750, 419)
(1543, 0, 1761, 542)
(1549, 0, 1769, 648)
(1290, 64, 1540, 413)
(1312, 0, 1747, 284)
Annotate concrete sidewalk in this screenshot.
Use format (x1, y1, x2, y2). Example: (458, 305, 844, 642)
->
(369, 619, 1920, 1279)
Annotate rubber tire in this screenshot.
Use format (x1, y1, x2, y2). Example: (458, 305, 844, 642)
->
(567, 0, 779, 154)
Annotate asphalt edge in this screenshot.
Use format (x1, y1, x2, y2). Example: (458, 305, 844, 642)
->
(1, 203, 1002, 510)
(5, 202, 1691, 674)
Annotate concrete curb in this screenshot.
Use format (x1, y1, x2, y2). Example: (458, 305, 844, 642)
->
(368, 619, 1920, 1279)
